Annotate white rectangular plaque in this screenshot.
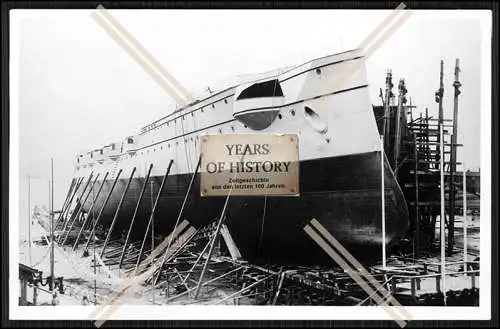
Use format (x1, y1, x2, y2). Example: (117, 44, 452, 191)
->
(200, 133, 299, 196)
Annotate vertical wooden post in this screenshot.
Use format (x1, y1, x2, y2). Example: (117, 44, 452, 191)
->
(28, 175, 31, 265)
(100, 167, 136, 257)
(410, 278, 416, 303)
(440, 115, 446, 301)
(72, 172, 110, 249)
(50, 158, 54, 292)
(414, 132, 420, 257)
(20, 280, 27, 305)
(151, 179, 155, 305)
(33, 285, 38, 305)
(84, 169, 123, 251)
(119, 164, 154, 268)
(463, 170, 468, 274)
(435, 60, 444, 170)
(383, 70, 393, 150)
(381, 135, 386, 269)
(393, 79, 406, 171)
(448, 58, 461, 254)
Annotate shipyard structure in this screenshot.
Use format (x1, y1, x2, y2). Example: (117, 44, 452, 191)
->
(22, 50, 479, 307)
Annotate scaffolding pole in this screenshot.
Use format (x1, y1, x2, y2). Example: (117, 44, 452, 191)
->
(54, 178, 77, 229)
(383, 70, 394, 149)
(134, 160, 174, 275)
(50, 158, 54, 293)
(448, 58, 461, 254)
(58, 173, 94, 241)
(440, 112, 446, 303)
(60, 174, 100, 245)
(194, 193, 231, 299)
(393, 79, 406, 171)
(71, 172, 109, 249)
(119, 164, 154, 268)
(436, 59, 446, 303)
(84, 169, 123, 251)
(152, 157, 201, 284)
(463, 170, 468, 273)
(380, 135, 386, 269)
(414, 132, 420, 257)
(57, 177, 84, 230)
(100, 167, 136, 257)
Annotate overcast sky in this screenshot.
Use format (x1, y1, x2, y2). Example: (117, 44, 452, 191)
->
(11, 9, 489, 234)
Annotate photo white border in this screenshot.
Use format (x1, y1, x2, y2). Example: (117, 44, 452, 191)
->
(8, 8, 492, 322)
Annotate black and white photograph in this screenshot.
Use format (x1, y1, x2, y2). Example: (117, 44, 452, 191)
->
(7, 4, 493, 324)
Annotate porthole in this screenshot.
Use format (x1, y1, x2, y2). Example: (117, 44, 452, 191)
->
(278, 114, 282, 120)
(191, 112, 194, 116)
(231, 126, 235, 131)
(176, 141, 179, 145)
(182, 116, 185, 120)
(244, 124, 248, 128)
(224, 99, 228, 104)
(304, 106, 328, 134)
(201, 108, 204, 113)
(291, 109, 295, 116)
(316, 68, 321, 75)
(212, 104, 215, 109)
(190, 137, 193, 141)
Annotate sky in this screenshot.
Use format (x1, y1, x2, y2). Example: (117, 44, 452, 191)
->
(11, 9, 490, 234)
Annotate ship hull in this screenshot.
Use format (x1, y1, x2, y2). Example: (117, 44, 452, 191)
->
(78, 151, 409, 264)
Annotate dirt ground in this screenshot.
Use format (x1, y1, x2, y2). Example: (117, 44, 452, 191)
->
(18, 210, 481, 306)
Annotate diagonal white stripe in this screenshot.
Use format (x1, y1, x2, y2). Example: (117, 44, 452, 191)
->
(310, 218, 412, 320)
(304, 224, 409, 327)
(92, 6, 192, 107)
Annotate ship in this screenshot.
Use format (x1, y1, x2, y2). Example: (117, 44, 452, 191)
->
(66, 49, 410, 265)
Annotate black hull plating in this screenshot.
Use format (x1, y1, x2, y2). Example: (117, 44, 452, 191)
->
(78, 151, 409, 264)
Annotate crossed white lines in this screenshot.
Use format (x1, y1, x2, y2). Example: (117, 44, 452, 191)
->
(85, 4, 413, 327)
